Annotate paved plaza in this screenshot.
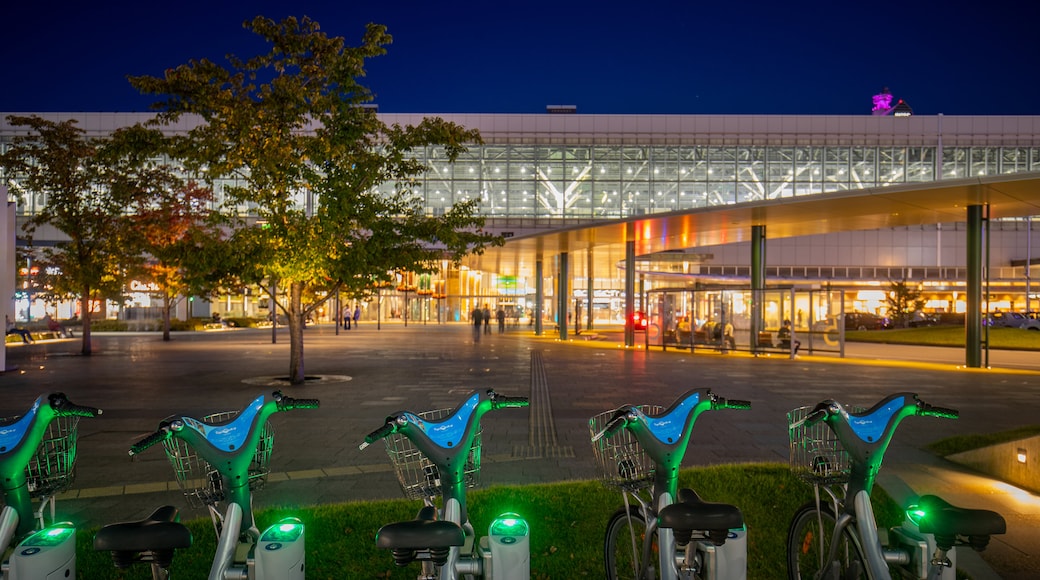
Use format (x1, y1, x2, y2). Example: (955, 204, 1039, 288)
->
(2, 324, 1038, 578)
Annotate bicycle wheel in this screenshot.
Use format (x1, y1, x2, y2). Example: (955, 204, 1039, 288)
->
(787, 501, 868, 580)
(605, 506, 657, 580)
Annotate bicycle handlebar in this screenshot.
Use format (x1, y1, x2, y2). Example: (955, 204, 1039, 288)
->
(359, 421, 398, 450)
(591, 389, 751, 445)
(358, 389, 526, 451)
(491, 393, 529, 409)
(276, 393, 320, 411)
(48, 393, 103, 418)
(590, 409, 627, 442)
(129, 390, 319, 457)
(798, 393, 958, 495)
(718, 397, 752, 410)
(129, 422, 173, 456)
(918, 402, 958, 419)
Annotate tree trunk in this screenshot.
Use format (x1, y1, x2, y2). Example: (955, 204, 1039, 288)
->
(162, 293, 172, 341)
(79, 287, 92, 356)
(287, 280, 306, 384)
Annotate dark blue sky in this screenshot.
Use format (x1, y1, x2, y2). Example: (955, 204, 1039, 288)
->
(4, 0, 1038, 115)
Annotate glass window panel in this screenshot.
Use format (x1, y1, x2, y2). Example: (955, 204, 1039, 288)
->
(878, 147, 907, 183)
(564, 181, 594, 218)
(851, 147, 877, 186)
(622, 181, 650, 216)
(905, 147, 934, 182)
(943, 147, 967, 179)
(706, 183, 736, 205)
(970, 147, 996, 177)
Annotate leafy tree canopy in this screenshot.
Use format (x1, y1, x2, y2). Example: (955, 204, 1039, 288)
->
(129, 16, 500, 382)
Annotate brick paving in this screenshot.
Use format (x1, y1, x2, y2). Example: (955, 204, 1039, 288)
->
(3, 324, 1038, 578)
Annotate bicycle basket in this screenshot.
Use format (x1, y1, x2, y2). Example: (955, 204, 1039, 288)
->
(787, 406, 854, 484)
(25, 415, 81, 498)
(589, 405, 661, 492)
(162, 411, 274, 509)
(383, 408, 481, 501)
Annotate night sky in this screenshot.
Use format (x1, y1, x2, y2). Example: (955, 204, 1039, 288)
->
(3, 0, 1039, 115)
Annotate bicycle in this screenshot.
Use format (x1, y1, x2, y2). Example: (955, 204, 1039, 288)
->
(359, 388, 529, 580)
(589, 388, 751, 580)
(786, 392, 1007, 580)
(96, 390, 319, 580)
(0, 392, 101, 579)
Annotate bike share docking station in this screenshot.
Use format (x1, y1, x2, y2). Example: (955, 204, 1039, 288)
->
(696, 525, 747, 579)
(255, 516, 307, 579)
(8, 523, 77, 579)
(479, 513, 530, 579)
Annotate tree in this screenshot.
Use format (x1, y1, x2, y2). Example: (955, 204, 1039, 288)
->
(106, 124, 229, 341)
(130, 16, 500, 383)
(0, 115, 142, 354)
(132, 180, 227, 341)
(886, 279, 925, 329)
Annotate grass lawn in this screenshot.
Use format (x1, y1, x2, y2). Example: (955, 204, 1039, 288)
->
(76, 463, 904, 579)
(846, 325, 1040, 350)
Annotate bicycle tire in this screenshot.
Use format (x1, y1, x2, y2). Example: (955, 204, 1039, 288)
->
(787, 500, 868, 580)
(605, 506, 657, 580)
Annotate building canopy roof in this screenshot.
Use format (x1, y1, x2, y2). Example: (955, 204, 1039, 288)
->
(464, 172, 1040, 279)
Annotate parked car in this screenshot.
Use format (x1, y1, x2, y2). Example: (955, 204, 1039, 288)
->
(987, 311, 1028, 328)
(844, 312, 890, 330)
(1020, 312, 1040, 331)
(908, 312, 939, 327)
(934, 312, 966, 326)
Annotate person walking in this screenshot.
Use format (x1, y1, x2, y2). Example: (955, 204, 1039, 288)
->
(496, 306, 506, 333)
(471, 306, 483, 341)
(722, 320, 735, 353)
(482, 304, 492, 334)
(353, 306, 361, 328)
(344, 306, 351, 329)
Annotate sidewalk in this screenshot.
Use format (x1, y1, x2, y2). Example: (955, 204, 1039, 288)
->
(2, 325, 1036, 578)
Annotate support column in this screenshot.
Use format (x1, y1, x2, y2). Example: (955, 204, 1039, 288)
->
(586, 247, 594, 332)
(751, 225, 766, 353)
(1, 200, 14, 372)
(966, 204, 984, 368)
(557, 253, 569, 340)
(535, 260, 544, 336)
(625, 240, 635, 347)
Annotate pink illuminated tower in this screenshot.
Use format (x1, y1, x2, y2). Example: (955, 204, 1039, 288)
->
(872, 87, 894, 115)
(871, 87, 912, 116)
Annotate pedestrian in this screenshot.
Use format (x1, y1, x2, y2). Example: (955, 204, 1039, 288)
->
(722, 321, 735, 353)
(471, 306, 483, 341)
(6, 315, 33, 344)
(496, 306, 506, 333)
(344, 306, 351, 329)
(778, 319, 801, 357)
(45, 314, 72, 338)
(482, 304, 491, 334)
(353, 305, 361, 327)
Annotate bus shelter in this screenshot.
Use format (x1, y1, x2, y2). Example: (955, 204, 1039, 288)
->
(644, 286, 848, 358)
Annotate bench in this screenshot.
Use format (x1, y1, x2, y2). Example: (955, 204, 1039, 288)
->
(5, 330, 65, 344)
(756, 330, 796, 355)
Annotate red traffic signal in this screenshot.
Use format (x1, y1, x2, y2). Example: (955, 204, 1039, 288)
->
(630, 311, 648, 330)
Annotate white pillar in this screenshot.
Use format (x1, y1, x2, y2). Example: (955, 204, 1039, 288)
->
(1, 197, 15, 371)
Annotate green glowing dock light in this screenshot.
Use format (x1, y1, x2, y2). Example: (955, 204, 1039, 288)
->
(256, 517, 305, 579)
(906, 505, 928, 527)
(484, 512, 529, 579)
(10, 523, 76, 578)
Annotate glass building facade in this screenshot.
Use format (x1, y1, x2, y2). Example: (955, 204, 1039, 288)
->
(5, 113, 1040, 221)
(3, 112, 1040, 325)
